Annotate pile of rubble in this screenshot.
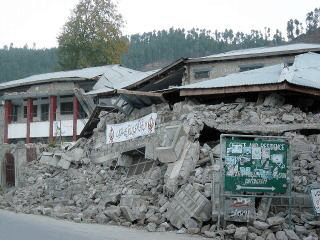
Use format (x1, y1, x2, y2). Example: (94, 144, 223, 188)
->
(1, 93, 320, 239)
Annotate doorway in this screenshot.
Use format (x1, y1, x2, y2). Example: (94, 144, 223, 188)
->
(5, 152, 15, 187)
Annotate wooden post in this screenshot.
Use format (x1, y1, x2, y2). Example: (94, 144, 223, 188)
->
(26, 98, 33, 143)
(73, 96, 79, 142)
(4, 100, 12, 144)
(49, 96, 57, 143)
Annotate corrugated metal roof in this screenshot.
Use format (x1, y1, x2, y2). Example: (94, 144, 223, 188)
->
(0, 65, 136, 90)
(190, 43, 320, 62)
(178, 52, 320, 90)
(87, 69, 159, 95)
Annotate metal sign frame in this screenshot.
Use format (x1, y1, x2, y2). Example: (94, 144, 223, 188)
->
(309, 188, 320, 216)
(218, 134, 292, 227)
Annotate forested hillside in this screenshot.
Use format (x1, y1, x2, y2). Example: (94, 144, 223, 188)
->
(121, 28, 284, 70)
(0, 6, 319, 83)
(0, 46, 58, 83)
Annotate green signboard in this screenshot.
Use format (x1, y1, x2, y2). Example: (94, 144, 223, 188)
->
(224, 138, 288, 193)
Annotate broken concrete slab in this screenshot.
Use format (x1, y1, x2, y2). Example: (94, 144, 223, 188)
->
(57, 157, 71, 170)
(39, 152, 59, 167)
(156, 125, 186, 163)
(164, 140, 200, 193)
(119, 195, 147, 222)
(166, 184, 211, 229)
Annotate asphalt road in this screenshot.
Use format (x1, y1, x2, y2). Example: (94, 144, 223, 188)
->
(0, 209, 206, 240)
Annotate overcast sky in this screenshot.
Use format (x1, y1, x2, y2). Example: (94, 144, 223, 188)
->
(0, 0, 319, 49)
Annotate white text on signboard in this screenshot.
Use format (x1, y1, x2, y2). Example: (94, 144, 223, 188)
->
(106, 113, 157, 144)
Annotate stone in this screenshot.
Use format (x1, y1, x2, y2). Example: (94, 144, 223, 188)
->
(253, 221, 271, 230)
(266, 232, 277, 240)
(201, 224, 211, 233)
(284, 229, 300, 240)
(267, 216, 286, 226)
(295, 225, 307, 236)
(159, 222, 172, 232)
(42, 208, 52, 216)
(57, 157, 71, 170)
(262, 229, 274, 239)
(120, 206, 137, 222)
(235, 227, 248, 240)
(95, 213, 110, 224)
(248, 232, 258, 240)
(147, 215, 161, 225)
(159, 201, 169, 213)
(204, 231, 216, 238)
(176, 228, 187, 234)
(104, 206, 121, 222)
(248, 226, 263, 235)
(184, 218, 200, 229)
(282, 114, 295, 122)
(305, 232, 319, 240)
(187, 228, 200, 234)
(146, 223, 157, 232)
(307, 221, 320, 227)
(70, 148, 84, 162)
(276, 231, 289, 240)
(270, 225, 283, 232)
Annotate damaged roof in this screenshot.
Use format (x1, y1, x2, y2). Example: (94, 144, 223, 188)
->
(87, 68, 159, 95)
(0, 65, 135, 91)
(188, 43, 320, 62)
(177, 52, 320, 96)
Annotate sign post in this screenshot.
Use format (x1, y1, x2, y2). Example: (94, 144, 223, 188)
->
(219, 134, 292, 226)
(310, 188, 320, 215)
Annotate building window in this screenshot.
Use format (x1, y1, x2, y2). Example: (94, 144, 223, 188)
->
(41, 104, 49, 121)
(12, 105, 19, 122)
(60, 102, 73, 115)
(239, 64, 264, 72)
(193, 67, 213, 79)
(195, 70, 210, 79)
(23, 105, 37, 118)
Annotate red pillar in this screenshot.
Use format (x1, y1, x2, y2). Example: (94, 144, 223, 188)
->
(26, 98, 33, 143)
(49, 96, 57, 142)
(73, 96, 79, 141)
(4, 100, 12, 144)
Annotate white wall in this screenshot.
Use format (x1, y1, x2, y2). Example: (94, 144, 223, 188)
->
(7, 119, 87, 139)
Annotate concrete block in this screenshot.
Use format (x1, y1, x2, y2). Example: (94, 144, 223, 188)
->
(39, 152, 59, 167)
(120, 195, 147, 221)
(104, 206, 121, 222)
(166, 184, 212, 229)
(120, 206, 137, 222)
(164, 141, 200, 193)
(57, 157, 71, 170)
(234, 227, 248, 240)
(93, 152, 120, 164)
(156, 125, 186, 163)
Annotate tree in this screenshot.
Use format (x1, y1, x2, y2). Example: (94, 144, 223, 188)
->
(306, 8, 320, 33)
(57, 0, 128, 70)
(287, 19, 294, 40)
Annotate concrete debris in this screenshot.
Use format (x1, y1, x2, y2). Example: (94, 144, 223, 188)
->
(1, 93, 320, 238)
(166, 184, 211, 229)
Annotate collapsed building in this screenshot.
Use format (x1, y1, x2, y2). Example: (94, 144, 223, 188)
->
(1, 44, 320, 239)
